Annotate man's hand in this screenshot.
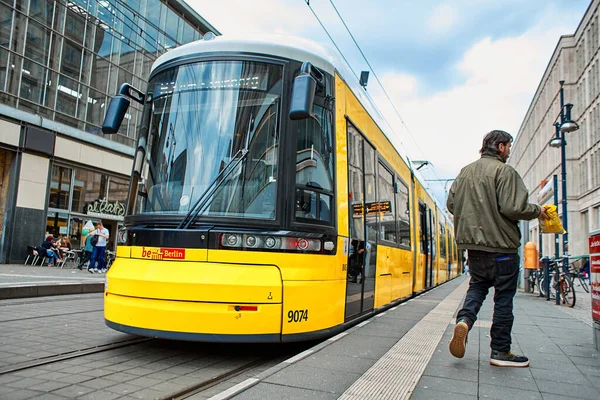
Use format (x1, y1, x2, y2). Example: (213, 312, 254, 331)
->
(538, 207, 550, 220)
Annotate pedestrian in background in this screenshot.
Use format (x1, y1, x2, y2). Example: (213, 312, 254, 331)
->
(446, 130, 549, 367)
(77, 234, 94, 270)
(88, 221, 110, 274)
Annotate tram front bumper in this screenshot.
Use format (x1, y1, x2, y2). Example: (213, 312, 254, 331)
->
(104, 258, 282, 338)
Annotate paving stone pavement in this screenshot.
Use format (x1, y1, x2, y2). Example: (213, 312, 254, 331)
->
(410, 285, 600, 400)
(1, 265, 599, 400)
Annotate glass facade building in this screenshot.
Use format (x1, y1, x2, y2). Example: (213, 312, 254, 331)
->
(0, 0, 215, 146)
(0, 0, 218, 262)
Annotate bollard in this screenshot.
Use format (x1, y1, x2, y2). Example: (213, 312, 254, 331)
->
(542, 257, 550, 301)
(523, 242, 537, 294)
(555, 259, 560, 305)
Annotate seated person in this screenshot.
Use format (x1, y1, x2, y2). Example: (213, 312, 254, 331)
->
(59, 237, 72, 258)
(39, 236, 61, 267)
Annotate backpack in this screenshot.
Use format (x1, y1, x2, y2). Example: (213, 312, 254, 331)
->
(90, 235, 99, 246)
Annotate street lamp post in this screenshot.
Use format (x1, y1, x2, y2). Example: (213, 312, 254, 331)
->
(548, 80, 579, 274)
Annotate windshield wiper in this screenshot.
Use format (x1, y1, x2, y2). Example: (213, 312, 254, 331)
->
(177, 148, 249, 229)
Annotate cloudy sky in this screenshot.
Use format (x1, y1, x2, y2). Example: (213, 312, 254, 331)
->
(187, 0, 589, 204)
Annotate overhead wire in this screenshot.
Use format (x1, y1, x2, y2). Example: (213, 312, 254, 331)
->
(303, 1, 359, 83)
(307, 0, 446, 194)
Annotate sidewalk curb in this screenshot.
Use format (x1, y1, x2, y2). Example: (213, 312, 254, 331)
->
(0, 282, 105, 300)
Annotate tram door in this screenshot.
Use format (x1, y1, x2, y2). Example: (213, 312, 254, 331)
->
(429, 209, 436, 285)
(419, 203, 433, 288)
(345, 122, 376, 320)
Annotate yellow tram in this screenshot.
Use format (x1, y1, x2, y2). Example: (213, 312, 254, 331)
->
(101, 35, 459, 342)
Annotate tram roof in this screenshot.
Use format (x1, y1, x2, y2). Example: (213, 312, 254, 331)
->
(152, 35, 445, 215)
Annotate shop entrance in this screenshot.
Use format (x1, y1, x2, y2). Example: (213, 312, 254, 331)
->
(46, 212, 121, 251)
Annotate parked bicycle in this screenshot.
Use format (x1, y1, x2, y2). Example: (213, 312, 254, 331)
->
(525, 268, 541, 294)
(105, 250, 116, 270)
(539, 258, 576, 307)
(568, 259, 590, 294)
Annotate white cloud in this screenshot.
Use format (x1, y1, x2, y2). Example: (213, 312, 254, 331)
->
(427, 4, 458, 34)
(375, 10, 576, 194)
(188, 0, 315, 35)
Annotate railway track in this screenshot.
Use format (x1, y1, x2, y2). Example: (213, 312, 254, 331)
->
(0, 293, 313, 399)
(0, 337, 153, 375)
(165, 357, 272, 400)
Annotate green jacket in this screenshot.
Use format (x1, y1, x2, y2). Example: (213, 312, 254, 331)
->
(447, 154, 540, 253)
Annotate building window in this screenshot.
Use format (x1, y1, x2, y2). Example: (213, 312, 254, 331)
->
(49, 165, 72, 210)
(48, 163, 128, 249)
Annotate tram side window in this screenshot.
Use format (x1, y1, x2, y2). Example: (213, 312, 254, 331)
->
(430, 212, 436, 261)
(439, 222, 447, 258)
(396, 179, 410, 247)
(347, 124, 365, 240)
(295, 104, 334, 223)
(377, 163, 396, 243)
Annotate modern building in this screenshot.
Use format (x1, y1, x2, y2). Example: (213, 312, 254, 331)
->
(0, 0, 218, 263)
(510, 0, 600, 259)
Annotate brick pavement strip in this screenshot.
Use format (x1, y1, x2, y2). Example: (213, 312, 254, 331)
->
(412, 290, 600, 400)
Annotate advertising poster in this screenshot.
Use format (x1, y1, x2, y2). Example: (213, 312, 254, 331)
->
(590, 230, 600, 323)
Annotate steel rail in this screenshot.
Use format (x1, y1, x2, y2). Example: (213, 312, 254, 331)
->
(0, 337, 153, 375)
(165, 357, 269, 400)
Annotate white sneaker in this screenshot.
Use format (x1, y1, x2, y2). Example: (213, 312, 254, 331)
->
(93, 268, 99, 273)
(100, 269, 107, 273)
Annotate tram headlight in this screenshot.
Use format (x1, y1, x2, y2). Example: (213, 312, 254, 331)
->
(264, 236, 277, 249)
(244, 235, 260, 248)
(222, 233, 242, 248)
(215, 232, 329, 253)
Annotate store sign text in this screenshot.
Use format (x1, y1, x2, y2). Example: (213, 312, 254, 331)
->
(86, 198, 125, 217)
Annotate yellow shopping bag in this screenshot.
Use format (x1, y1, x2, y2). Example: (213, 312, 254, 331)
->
(540, 204, 566, 234)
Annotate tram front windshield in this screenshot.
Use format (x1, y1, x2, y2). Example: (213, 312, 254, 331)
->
(138, 61, 283, 220)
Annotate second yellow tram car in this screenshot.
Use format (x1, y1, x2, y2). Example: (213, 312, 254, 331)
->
(102, 35, 459, 342)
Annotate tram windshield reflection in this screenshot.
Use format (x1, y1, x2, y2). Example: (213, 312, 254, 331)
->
(136, 60, 283, 220)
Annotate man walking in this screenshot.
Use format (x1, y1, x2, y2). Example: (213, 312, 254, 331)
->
(446, 130, 548, 367)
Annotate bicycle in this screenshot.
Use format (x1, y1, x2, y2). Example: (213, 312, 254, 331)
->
(105, 250, 116, 270)
(539, 258, 576, 307)
(568, 260, 590, 294)
(525, 268, 541, 294)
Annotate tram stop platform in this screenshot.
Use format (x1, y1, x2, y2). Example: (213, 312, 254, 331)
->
(203, 275, 600, 400)
(0, 264, 105, 300)
(1, 264, 599, 400)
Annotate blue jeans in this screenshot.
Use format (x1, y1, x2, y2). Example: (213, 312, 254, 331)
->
(46, 250, 59, 265)
(457, 250, 520, 352)
(90, 246, 106, 270)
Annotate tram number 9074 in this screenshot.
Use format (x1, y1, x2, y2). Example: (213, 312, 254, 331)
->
(288, 309, 309, 323)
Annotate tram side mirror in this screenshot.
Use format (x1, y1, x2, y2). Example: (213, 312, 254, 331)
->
(102, 83, 145, 134)
(289, 73, 316, 120)
(102, 96, 130, 134)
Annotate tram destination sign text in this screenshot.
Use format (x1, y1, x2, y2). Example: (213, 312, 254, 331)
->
(353, 201, 392, 216)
